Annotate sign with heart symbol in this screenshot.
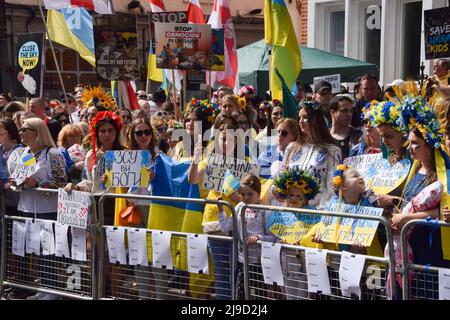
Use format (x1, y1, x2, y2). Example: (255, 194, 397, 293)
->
(266, 211, 321, 244)
(366, 159, 411, 194)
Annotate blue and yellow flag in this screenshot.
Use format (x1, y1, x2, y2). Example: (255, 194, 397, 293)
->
(222, 170, 240, 197)
(22, 153, 36, 166)
(264, 0, 301, 101)
(47, 7, 95, 66)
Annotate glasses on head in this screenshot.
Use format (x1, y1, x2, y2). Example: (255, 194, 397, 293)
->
(277, 129, 289, 137)
(157, 126, 168, 133)
(19, 127, 35, 133)
(156, 111, 168, 117)
(134, 129, 152, 137)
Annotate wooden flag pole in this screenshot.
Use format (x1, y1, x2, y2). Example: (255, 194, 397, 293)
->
(36, 0, 68, 102)
(172, 68, 180, 121)
(208, 71, 212, 102)
(182, 71, 187, 118)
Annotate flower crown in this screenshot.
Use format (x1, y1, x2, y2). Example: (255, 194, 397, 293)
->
(238, 85, 256, 97)
(81, 86, 116, 111)
(298, 100, 321, 111)
(332, 164, 349, 189)
(185, 98, 219, 124)
(370, 101, 401, 131)
(361, 100, 379, 121)
(274, 168, 320, 200)
(237, 96, 247, 111)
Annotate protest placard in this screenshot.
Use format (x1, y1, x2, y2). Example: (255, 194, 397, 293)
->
(15, 33, 44, 97)
(93, 14, 139, 80)
(57, 189, 91, 229)
(155, 22, 212, 70)
(314, 202, 383, 246)
(202, 153, 259, 192)
(424, 7, 450, 60)
(104, 150, 151, 188)
(366, 158, 411, 194)
(266, 211, 321, 244)
(343, 153, 382, 181)
(7, 147, 36, 186)
(211, 28, 224, 71)
(313, 74, 341, 93)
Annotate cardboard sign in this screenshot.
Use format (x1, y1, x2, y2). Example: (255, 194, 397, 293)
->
(93, 14, 139, 80)
(105, 150, 151, 188)
(155, 22, 212, 70)
(424, 7, 450, 60)
(57, 189, 91, 229)
(150, 11, 188, 24)
(366, 159, 411, 194)
(313, 74, 341, 93)
(7, 148, 36, 186)
(15, 33, 44, 97)
(343, 153, 382, 181)
(266, 211, 321, 244)
(314, 202, 383, 246)
(202, 153, 259, 192)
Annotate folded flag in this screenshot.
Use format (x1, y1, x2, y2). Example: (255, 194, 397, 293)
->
(22, 153, 36, 167)
(222, 170, 240, 197)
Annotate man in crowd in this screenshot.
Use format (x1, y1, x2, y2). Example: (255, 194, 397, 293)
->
(353, 73, 382, 128)
(61, 93, 78, 123)
(427, 58, 450, 98)
(312, 80, 334, 126)
(29, 97, 50, 123)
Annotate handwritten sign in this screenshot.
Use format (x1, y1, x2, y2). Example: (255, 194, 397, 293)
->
(202, 153, 260, 192)
(57, 189, 91, 229)
(266, 211, 321, 244)
(105, 150, 151, 188)
(343, 153, 382, 181)
(366, 159, 411, 194)
(314, 202, 383, 246)
(313, 74, 341, 93)
(7, 148, 36, 186)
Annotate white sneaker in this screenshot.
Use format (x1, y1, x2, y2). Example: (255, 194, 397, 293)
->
(26, 292, 61, 300)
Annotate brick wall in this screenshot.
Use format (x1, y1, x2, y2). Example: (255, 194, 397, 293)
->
(300, 0, 308, 45)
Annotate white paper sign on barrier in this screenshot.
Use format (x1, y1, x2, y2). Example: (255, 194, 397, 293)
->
(187, 234, 208, 274)
(339, 251, 366, 299)
(439, 268, 450, 300)
(38, 220, 55, 256)
(106, 227, 127, 265)
(128, 228, 149, 267)
(261, 242, 284, 286)
(25, 220, 41, 255)
(151, 230, 173, 270)
(12, 221, 26, 257)
(71, 227, 87, 262)
(305, 248, 331, 295)
(55, 223, 70, 258)
(57, 189, 91, 229)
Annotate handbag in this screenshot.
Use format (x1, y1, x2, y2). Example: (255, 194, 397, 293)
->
(118, 201, 141, 226)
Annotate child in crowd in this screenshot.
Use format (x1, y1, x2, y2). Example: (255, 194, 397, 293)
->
(271, 168, 320, 300)
(217, 174, 276, 299)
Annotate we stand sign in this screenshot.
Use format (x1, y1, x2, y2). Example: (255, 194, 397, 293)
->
(104, 150, 151, 188)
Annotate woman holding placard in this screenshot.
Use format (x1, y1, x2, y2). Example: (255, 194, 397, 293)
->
(282, 100, 341, 209)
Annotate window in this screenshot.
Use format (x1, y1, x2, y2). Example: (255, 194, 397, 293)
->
(330, 11, 345, 56)
(402, 1, 422, 79)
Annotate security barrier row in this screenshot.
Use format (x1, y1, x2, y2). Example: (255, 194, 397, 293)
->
(1, 188, 449, 300)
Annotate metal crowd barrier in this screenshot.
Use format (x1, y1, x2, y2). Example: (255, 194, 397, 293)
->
(239, 204, 396, 300)
(0, 188, 97, 300)
(97, 193, 238, 300)
(400, 219, 450, 300)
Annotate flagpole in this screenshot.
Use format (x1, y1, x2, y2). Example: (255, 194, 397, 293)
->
(182, 70, 187, 119)
(208, 71, 212, 102)
(36, 0, 68, 102)
(146, 13, 152, 94)
(172, 68, 180, 121)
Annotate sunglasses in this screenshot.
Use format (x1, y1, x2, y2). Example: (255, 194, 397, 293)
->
(277, 129, 289, 137)
(121, 115, 132, 120)
(19, 127, 35, 133)
(156, 111, 168, 117)
(138, 95, 147, 99)
(157, 126, 168, 133)
(134, 129, 152, 137)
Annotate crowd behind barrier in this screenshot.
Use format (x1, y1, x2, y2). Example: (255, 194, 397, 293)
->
(1, 189, 449, 300)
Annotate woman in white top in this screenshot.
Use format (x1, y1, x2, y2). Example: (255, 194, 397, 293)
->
(282, 101, 342, 209)
(14, 118, 68, 218)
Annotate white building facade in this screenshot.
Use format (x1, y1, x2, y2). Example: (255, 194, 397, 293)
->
(307, 0, 449, 85)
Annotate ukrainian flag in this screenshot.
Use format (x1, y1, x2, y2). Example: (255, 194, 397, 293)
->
(47, 7, 95, 66)
(264, 0, 301, 101)
(22, 153, 36, 166)
(222, 170, 240, 197)
(148, 154, 214, 297)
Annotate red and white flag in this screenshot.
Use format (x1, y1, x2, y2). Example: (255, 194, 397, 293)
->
(43, 0, 112, 14)
(208, 0, 239, 91)
(148, 0, 165, 12)
(187, 0, 206, 24)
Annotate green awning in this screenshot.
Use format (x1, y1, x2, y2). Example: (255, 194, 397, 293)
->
(238, 39, 379, 96)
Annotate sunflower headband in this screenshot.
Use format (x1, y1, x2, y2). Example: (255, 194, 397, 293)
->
(274, 168, 320, 200)
(361, 100, 379, 121)
(237, 96, 247, 111)
(185, 98, 219, 124)
(81, 86, 116, 111)
(332, 164, 350, 189)
(298, 100, 321, 111)
(370, 101, 402, 131)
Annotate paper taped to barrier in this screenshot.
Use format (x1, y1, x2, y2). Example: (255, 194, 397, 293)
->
(71, 227, 87, 262)
(339, 251, 365, 299)
(106, 227, 127, 265)
(439, 268, 450, 300)
(128, 228, 148, 266)
(261, 242, 284, 286)
(12, 221, 26, 257)
(187, 234, 208, 274)
(25, 220, 41, 255)
(38, 220, 55, 256)
(151, 230, 173, 270)
(305, 248, 331, 295)
(55, 223, 70, 258)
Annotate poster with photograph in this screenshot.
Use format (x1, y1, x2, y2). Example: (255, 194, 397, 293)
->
(424, 7, 450, 60)
(93, 14, 139, 80)
(15, 33, 44, 97)
(155, 23, 211, 70)
(211, 29, 225, 71)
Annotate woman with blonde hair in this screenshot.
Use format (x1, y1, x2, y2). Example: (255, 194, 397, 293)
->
(57, 124, 86, 183)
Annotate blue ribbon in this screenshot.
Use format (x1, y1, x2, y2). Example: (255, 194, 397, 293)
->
(421, 216, 440, 248)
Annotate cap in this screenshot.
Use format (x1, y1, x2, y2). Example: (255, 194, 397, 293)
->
(314, 80, 332, 94)
(60, 93, 75, 102)
(386, 79, 405, 88)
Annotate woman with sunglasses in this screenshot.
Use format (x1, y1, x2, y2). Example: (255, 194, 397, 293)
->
(255, 100, 283, 141)
(52, 111, 70, 128)
(282, 101, 341, 209)
(151, 112, 170, 153)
